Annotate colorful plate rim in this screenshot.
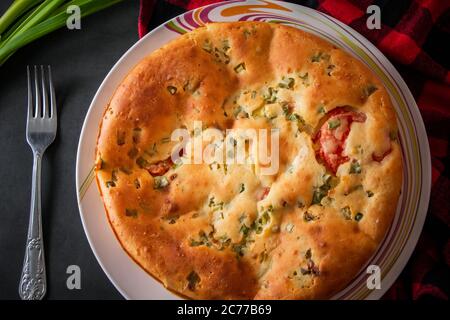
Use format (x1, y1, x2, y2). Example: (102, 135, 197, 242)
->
(76, 0, 431, 300)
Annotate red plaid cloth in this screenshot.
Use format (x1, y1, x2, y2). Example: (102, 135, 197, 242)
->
(138, 0, 450, 300)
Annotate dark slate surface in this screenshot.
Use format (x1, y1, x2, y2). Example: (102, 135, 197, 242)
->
(0, 0, 144, 300)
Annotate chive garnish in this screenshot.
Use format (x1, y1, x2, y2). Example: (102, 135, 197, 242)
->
(328, 119, 341, 129)
(355, 212, 364, 221)
(349, 160, 362, 174)
(167, 86, 177, 95)
(234, 62, 246, 73)
(341, 206, 352, 220)
(186, 271, 200, 291)
(153, 176, 169, 189)
(136, 156, 149, 169)
(363, 84, 378, 97)
(105, 181, 116, 188)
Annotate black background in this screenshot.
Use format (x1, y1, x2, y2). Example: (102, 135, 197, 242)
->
(0, 0, 147, 299)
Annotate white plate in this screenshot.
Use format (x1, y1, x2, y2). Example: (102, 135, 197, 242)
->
(76, 0, 431, 300)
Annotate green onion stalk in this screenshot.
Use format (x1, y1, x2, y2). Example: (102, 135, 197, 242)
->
(0, 0, 124, 66)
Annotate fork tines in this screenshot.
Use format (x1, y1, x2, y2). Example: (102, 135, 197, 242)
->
(27, 65, 56, 119)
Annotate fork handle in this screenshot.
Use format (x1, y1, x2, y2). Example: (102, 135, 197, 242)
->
(19, 152, 46, 300)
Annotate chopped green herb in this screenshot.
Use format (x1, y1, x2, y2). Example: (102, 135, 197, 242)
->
(167, 86, 177, 95)
(153, 176, 169, 189)
(232, 243, 245, 258)
(240, 224, 250, 236)
(317, 104, 326, 114)
(341, 206, 352, 220)
(298, 72, 310, 86)
(278, 77, 295, 89)
(190, 231, 211, 247)
(239, 183, 245, 193)
(328, 119, 341, 129)
(305, 248, 312, 260)
(354, 212, 364, 221)
(136, 156, 149, 169)
(286, 223, 294, 233)
(311, 175, 333, 205)
(303, 211, 316, 222)
(105, 180, 116, 188)
(363, 84, 378, 97)
(125, 209, 138, 218)
(259, 251, 268, 263)
(186, 271, 200, 291)
(222, 39, 230, 51)
(311, 52, 330, 62)
(326, 64, 335, 76)
(253, 206, 272, 234)
(234, 62, 246, 73)
(263, 87, 277, 104)
(202, 40, 212, 53)
(349, 160, 362, 174)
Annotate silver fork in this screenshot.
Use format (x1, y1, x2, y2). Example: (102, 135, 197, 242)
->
(18, 66, 57, 300)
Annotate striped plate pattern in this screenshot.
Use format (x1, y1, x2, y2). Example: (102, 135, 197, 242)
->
(76, 0, 431, 300)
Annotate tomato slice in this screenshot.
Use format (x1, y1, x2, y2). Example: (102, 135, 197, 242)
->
(315, 107, 366, 174)
(147, 158, 173, 176)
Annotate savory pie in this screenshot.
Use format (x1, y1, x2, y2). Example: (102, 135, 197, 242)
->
(95, 22, 402, 299)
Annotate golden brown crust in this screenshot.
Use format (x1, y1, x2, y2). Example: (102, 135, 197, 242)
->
(95, 22, 402, 299)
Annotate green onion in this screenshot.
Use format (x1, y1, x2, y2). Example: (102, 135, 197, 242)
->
(167, 86, 177, 95)
(354, 212, 364, 221)
(186, 271, 200, 291)
(153, 176, 169, 189)
(328, 119, 341, 129)
(286, 223, 294, 233)
(202, 40, 212, 53)
(136, 156, 149, 169)
(363, 84, 378, 97)
(278, 77, 295, 89)
(349, 160, 362, 174)
(234, 62, 246, 73)
(0, 0, 42, 36)
(105, 180, 115, 188)
(317, 104, 326, 114)
(0, 0, 124, 66)
(341, 206, 351, 220)
(263, 87, 277, 104)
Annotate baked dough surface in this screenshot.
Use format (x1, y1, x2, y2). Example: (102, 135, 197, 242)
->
(95, 22, 402, 299)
